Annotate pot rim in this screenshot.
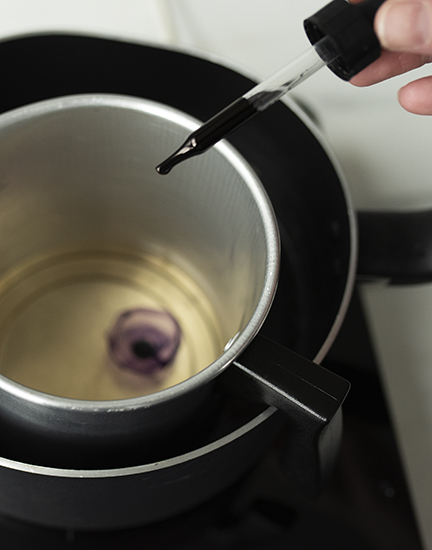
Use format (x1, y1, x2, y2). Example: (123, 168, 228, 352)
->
(0, 93, 281, 413)
(0, 406, 277, 478)
(294, 103, 358, 365)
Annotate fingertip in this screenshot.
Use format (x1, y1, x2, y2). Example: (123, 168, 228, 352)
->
(375, 0, 432, 52)
(398, 78, 432, 114)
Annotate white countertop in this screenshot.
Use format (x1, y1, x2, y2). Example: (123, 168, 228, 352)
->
(0, 0, 432, 546)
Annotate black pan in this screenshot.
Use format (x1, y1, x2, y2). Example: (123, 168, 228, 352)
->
(0, 34, 425, 530)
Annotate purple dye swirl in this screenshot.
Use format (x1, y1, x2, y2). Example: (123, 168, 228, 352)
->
(108, 308, 181, 375)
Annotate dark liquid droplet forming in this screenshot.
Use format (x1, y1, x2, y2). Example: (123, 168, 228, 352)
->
(156, 139, 197, 175)
(155, 97, 258, 175)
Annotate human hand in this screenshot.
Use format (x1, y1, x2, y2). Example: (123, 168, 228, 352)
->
(350, 0, 432, 114)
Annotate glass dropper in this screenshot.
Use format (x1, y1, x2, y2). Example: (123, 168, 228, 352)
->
(156, 0, 384, 175)
(243, 34, 338, 112)
(156, 35, 338, 175)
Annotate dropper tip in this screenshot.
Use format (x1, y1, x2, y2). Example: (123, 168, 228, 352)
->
(155, 137, 198, 176)
(156, 150, 182, 175)
(155, 159, 173, 175)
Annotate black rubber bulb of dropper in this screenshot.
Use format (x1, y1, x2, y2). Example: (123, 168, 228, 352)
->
(156, 0, 385, 175)
(304, 0, 385, 80)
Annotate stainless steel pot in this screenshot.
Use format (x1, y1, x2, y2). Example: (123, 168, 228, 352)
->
(0, 35, 353, 530)
(0, 93, 282, 464)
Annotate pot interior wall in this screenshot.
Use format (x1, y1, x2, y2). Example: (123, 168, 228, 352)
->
(0, 97, 272, 400)
(0, 33, 355, 376)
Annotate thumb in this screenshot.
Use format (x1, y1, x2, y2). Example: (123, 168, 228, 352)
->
(375, 0, 432, 54)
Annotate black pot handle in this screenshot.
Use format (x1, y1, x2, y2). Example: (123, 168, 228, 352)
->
(357, 209, 432, 284)
(220, 334, 350, 498)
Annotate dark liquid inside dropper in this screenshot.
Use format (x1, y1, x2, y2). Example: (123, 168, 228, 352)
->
(155, 41, 334, 175)
(156, 97, 258, 175)
(156, 0, 384, 175)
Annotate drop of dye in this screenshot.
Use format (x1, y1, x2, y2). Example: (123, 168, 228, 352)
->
(108, 308, 181, 375)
